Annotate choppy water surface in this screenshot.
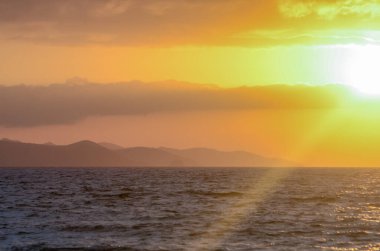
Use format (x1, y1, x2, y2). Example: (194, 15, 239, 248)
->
(0, 167, 379, 251)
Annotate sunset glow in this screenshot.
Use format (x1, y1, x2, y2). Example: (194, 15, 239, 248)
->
(1, 0, 380, 167)
(3, 1, 380, 250)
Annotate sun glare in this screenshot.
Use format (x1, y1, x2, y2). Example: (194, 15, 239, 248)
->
(343, 45, 380, 95)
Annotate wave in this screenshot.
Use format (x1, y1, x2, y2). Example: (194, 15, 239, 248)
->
(184, 190, 243, 197)
(60, 224, 130, 232)
(90, 192, 130, 199)
(289, 196, 338, 203)
(10, 244, 153, 251)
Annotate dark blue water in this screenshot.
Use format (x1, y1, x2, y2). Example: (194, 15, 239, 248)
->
(0, 167, 379, 250)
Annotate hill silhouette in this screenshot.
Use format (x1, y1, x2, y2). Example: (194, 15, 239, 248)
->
(0, 139, 293, 167)
(98, 142, 125, 150)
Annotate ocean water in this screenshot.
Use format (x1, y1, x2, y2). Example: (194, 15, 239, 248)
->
(0, 167, 379, 251)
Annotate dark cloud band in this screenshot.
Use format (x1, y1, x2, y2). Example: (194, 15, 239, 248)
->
(0, 81, 357, 127)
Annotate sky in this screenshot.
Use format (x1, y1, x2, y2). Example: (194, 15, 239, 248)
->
(1, 0, 380, 167)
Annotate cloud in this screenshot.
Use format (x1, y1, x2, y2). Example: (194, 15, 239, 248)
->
(0, 0, 273, 46)
(0, 81, 359, 127)
(279, 0, 380, 20)
(0, 0, 379, 46)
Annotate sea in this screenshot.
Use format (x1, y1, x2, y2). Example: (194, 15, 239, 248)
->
(0, 167, 379, 251)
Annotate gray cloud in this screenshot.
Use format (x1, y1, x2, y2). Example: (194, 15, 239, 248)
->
(0, 0, 379, 46)
(0, 0, 269, 46)
(0, 81, 359, 127)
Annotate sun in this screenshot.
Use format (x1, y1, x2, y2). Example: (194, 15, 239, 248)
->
(343, 45, 380, 95)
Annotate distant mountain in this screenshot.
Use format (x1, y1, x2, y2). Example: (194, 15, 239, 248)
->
(160, 147, 290, 167)
(0, 140, 125, 167)
(98, 142, 125, 150)
(1, 138, 22, 143)
(0, 139, 293, 167)
(44, 142, 56, 146)
(116, 147, 194, 167)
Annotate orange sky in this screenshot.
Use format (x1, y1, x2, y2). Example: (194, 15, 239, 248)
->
(1, 0, 380, 166)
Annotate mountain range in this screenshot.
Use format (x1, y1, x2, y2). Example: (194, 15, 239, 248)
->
(0, 139, 293, 167)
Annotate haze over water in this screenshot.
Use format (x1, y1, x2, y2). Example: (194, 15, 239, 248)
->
(1, 167, 379, 251)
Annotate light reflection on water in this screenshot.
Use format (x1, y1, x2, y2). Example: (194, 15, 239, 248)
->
(0, 167, 379, 250)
